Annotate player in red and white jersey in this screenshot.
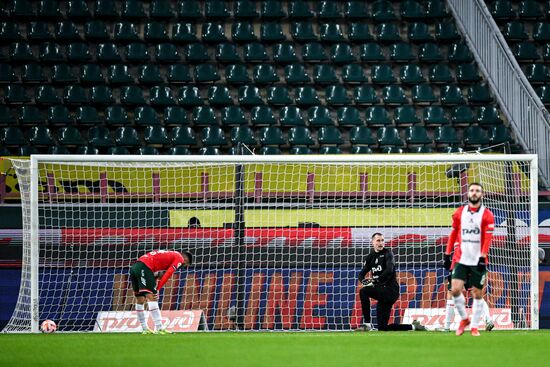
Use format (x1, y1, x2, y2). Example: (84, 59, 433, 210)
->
(443, 182, 494, 336)
(129, 250, 192, 334)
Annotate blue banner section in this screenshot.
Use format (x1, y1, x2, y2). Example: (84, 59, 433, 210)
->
(0, 266, 548, 330)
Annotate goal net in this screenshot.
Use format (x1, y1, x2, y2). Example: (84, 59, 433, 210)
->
(3, 154, 538, 332)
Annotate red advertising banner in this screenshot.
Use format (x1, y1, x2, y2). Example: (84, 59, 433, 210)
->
(93, 310, 208, 332)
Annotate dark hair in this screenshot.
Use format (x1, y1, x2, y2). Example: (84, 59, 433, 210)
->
(371, 232, 383, 239)
(468, 182, 483, 191)
(188, 217, 201, 228)
(182, 251, 193, 265)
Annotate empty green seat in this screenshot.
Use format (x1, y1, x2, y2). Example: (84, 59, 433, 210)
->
(216, 43, 241, 63)
(351, 146, 373, 154)
(267, 86, 292, 105)
(261, 0, 286, 18)
(192, 106, 218, 126)
(10, 42, 35, 62)
(435, 21, 460, 42)
(258, 146, 282, 155)
(426, 0, 450, 18)
(28, 126, 55, 146)
(289, 1, 314, 18)
(408, 22, 433, 43)
(440, 85, 465, 105)
(371, 64, 396, 84)
(105, 105, 130, 126)
(234, 0, 259, 18)
(150, 86, 175, 106)
(52, 64, 77, 84)
(115, 126, 140, 147)
(19, 106, 44, 125)
(85, 20, 108, 41)
(114, 22, 140, 42)
(429, 64, 454, 84)
(360, 41, 389, 62)
(39, 42, 64, 63)
(513, 42, 540, 61)
(320, 23, 345, 43)
(382, 85, 407, 104)
(94, 0, 119, 18)
(177, 0, 202, 19)
(319, 146, 342, 154)
(448, 42, 473, 62)
(138, 130, 165, 151)
(4, 85, 30, 104)
(259, 126, 286, 145)
(202, 22, 227, 43)
(456, 64, 481, 82)
(90, 85, 114, 105)
(350, 126, 376, 145)
(171, 126, 197, 146)
(173, 23, 198, 43)
(354, 85, 379, 104)
(366, 106, 391, 125)
(107, 147, 130, 155)
(138, 64, 163, 84)
(326, 85, 350, 105)
(318, 126, 344, 145)
(307, 106, 332, 125)
(121, 86, 145, 105)
(252, 106, 277, 125)
(519, 0, 542, 18)
(348, 23, 374, 42)
(155, 43, 179, 63)
(1, 22, 23, 41)
(135, 106, 160, 126)
(330, 43, 356, 63)
(0, 64, 17, 83)
(404, 125, 431, 144)
(302, 42, 327, 62)
(279, 106, 305, 126)
(489, 125, 512, 143)
(47, 106, 73, 126)
(477, 105, 503, 125)
(36, 85, 61, 104)
(27, 22, 52, 42)
(533, 22, 550, 42)
(261, 23, 286, 43)
(164, 106, 188, 126)
(231, 126, 257, 145)
(295, 86, 320, 107)
(409, 146, 434, 153)
(377, 127, 404, 145)
(400, 64, 424, 84)
(342, 64, 368, 83)
(56, 21, 81, 42)
(345, 1, 370, 19)
(58, 126, 85, 146)
(238, 85, 263, 106)
(434, 126, 460, 145)
(463, 126, 489, 146)
(88, 126, 114, 147)
(122, 0, 146, 19)
(372, 0, 398, 22)
(423, 106, 449, 125)
(451, 105, 475, 125)
(67, 42, 91, 62)
(290, 146, 313, 154)
(273, 43, 299, 64)
(198, 147, 220, 155)
(80, 64, 104, 84)
(318, 1, 341, 19)
(109, 64, 133, 84)
(201, 127, 227, 146)
(136, 147, 159, 155)
(394, 106, 420, 125)
(22, 63, 46, 83)
(76, 106, 101, 126)
(225, 64, 251, 84)
(150, 0, 174, 19)
(244, 42, 269, 62)
(1, 126, 27, 146)
(503, 21, 528, 41)
(489, 0, 516, 19)
(222, 106, 247, 125)
(291, 22, 318, 42)
(208, 85, 233, 106)
(285, 63, 310, 84)
(524, 64, 550, 83)
(418, 43, 443, 62)
(337, 106, 363, 126)
(401, 0, 425, 19)
(288, 126, 315, 145)
(253, 64, 279, 84)
(178, 86, 203, 107)
(389, 43, 416, 62)
(0, 106, 15, 126)
(313, 64, 338, 84)
(468, 83, 494, 104)
(376, 23, 401, 42)
(194, 63, 220, 83)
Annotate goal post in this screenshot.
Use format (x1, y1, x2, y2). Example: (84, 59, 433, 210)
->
(3, 154, 539, 332)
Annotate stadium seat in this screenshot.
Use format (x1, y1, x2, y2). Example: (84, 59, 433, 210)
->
(285, 64, 310, 84)
(351, 146, 373, 154)
(533, 22, 550, 42)
(96, 43, 122, 63)
(94, 0, 119, 18)
(1, 126, 27, 146)
(251, 106, 277, 126)
(244, 42, 269, 62)
(39, 42, 65, 63)
(389, 43, 416, 62)
(47, 106, 73, 126)
(9, 0, 35, 19)
(234, 0, 259, 18)
(330, 43, 356, 63)
(125, 43, 150, 63)
(426, 0, 450, 18)
(489, 0, 516, 20)
(429, 64, 454, 84)
(122, 0, 146, 19)
(435, 21, 460, 42)
(106, 147, 130, 155)
(295, 86, 320, 107)
(488, 125, 512, 144)
(172, 23, 197, 43)
(134, 106, 161, 126)
(208, 85, 233, 106)
(273, 43, 298, 64)
(456, 64, 481, 83)
(202, 22, 227, 43)
(372, 0, 398, 22)
(114, 127, 141, 147)
(192, 106, 218, 126)
(238, 85, 263, 106)
(105, 105, 129, 126)
(259, 126, 286, 145)
(524, 64, 550, 84)
(409, 146, 434, 153)
(291, 22, 318, 43)
(67, 42, 91, 62)
(76, 146, 99, 155)
(230, 126, 257, 145)
(348, 23, 374, 42)
(171, 126, 197, 146)
(404, 126, 432, 145)
(47, 146, 70, 155)
(394, 106, 420, 125)
(451, 105, 475, 125)
(258, 146, 282, 155)
(371, 64, 396, 84)
(337, 106, 363, 126)
(136, 147, 159, 155)
(121, 86, 146, 105)
(164, 106, 188, 126)
(382, 85, 407, 104)
(201, 126, 227, 146)
(216, 43, 241, 63)
(400, 64, 424, 84)
(52, 64, 78, 84)
(88, 126, 114, 147)
(320, 23, 345, 43)
(156, 43, 180, 63)
(288, 126, 315, 146)
(10, 42, 35, 62)
(150, 86, 175, 106)
(477, 105, 503, 125)
(302, 42, 327, 62)
(56, 21, 81, 42)
(0, 22, 21, 42)
(289, 1, 314, 18)
(19, 106, 45, 126)
(194, 64, 220, 83)
(376, 23, 401, 42)
(319, 146, 342, 154)
(365, 106, 391, 126)
(440, 85, 465, 105)
(27, 22, 52, 42)
(503, 21, 528, 41)
(167, 64, 193, 84)
(313, 64, 339, 84)
(222, 106, 247, 125)
(108, 64, 134, 84)
(434, 125, 460, 145)
(144, 125, 170, 146)
(307, 106, 332, 125)
(232, 22, 257, 43)
(423, 106, 450, 125)
(138, 65, 164, 85)
(468, 83, 494, 104)
(342, 64, 368, 83)
(325, 85, 350, 105)
(90, 85, 114, 105)
(401, 0, 425, 19)
(290, 146, 313, 154)
(519, 0, 542, 19)
(513, 42, 540, 61)
(177, 0, 202, 19)
(279, 106, 306, 126)
(350, 126, 376, 145)
(448, 42, 473, 62)
(76, 106, 101, 126)
(318, 126, 344, 145)
(344, 1, 369, 19)
(0, 106, 15, 126)
(58, 126, 85, 146)
(261, 23, 286, 43)
(0, 64, 17, 83)
(418, 43, 443, 62)
(177, 86, 203, 107)
(150, 0, 174, 19)
(36, 85, 62, 105)
(27, 126, 55, 146)
(377, 127, 404, 146)
(167, 147, 191, 155)
(408, 22, 433, 43)
(267, 86, 292, 105)
(318, 1, 341, 19)
(85, 20, 108, 41)
(354, 85, 379, 105)
(261, 0, 286, 18)
(114, 22, 140, 43)
(4, 85, 30, 104)
(463, 126, 489, 146)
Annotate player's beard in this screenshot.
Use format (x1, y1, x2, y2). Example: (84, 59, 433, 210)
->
(468, 196, 480, 205)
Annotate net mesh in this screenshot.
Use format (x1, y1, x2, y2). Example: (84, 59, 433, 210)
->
(3, 156, 536, 332)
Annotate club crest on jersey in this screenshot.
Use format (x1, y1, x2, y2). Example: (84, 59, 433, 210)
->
(462, 227, 480, 235)
(375, 258, 378, 264)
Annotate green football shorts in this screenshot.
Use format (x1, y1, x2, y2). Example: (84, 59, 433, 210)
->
(130, 261, 157, 296)
(451, 263, 486, 290)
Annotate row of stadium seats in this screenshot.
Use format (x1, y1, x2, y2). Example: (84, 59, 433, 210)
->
(0, 62, 483, 85)
(0, 125, 510, 152)
(489, 0, 550, 20)
(0, 41, 474, 63)
(3, 1, 450, 21)
(0, 20, 461, 44)
(2, 83, 495, 106)
(0, 104, 505, 127)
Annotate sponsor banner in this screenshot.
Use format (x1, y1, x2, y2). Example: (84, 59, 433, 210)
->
(93, 310, 207, 333)
(402, 308, 514, 330)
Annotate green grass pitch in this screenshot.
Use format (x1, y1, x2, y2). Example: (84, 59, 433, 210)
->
(1, 330, 550, 367)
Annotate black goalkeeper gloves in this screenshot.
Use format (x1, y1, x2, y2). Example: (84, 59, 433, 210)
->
(443, 254, 451, 271)
(361, 279, 376, 288)
(477, 257, 487, 272)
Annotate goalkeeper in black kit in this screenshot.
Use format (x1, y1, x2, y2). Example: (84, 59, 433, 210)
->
(357, 233, 426, 331)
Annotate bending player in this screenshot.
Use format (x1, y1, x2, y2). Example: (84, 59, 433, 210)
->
(130, 249, 192, 334)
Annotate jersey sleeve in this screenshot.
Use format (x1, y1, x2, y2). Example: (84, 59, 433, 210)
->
(480, 209, 495, 257)
(445, 208, 461, 255)
(156, 252, 184, 290)
(357, 255, 371, 281)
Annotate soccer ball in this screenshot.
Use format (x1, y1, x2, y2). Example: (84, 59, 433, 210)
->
(40, 319, 57, 333)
